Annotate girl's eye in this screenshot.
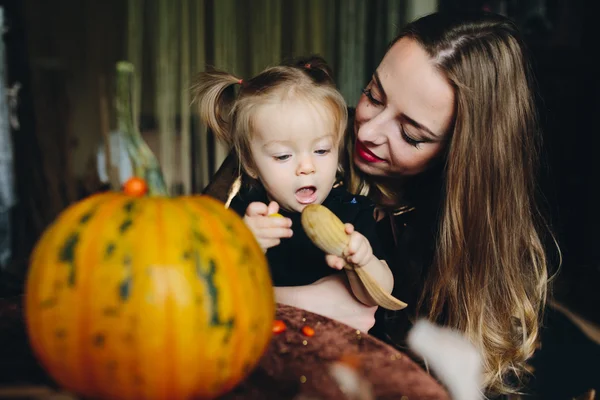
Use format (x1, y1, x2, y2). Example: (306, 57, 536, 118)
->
(315, 149, 330, 155)
(274, 155, 291, 161)
(362, 88, 383, 106)
(401, 128, 424, 149)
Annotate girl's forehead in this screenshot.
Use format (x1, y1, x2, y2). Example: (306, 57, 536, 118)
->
(251, 100, 340, 144)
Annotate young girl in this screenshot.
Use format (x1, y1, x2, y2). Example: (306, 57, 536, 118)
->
(193, 57, 395, 309)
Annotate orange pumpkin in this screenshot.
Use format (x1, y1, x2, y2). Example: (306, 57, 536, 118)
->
(25, 190, 275, 400)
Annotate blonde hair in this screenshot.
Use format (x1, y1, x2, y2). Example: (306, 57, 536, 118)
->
(192, 56, 348, 178)
(348, 12, 555, 395)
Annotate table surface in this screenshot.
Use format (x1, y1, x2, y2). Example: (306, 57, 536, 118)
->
(0, 296, 450, 400)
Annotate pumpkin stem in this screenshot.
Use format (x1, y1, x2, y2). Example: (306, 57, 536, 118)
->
(116, 61, 168, 196)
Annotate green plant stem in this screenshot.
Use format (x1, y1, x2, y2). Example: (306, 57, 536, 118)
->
(116, 61, 168, 196)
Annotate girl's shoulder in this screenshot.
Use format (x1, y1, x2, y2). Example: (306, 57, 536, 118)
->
(324, 183, 375, 211)
(323, 184, 379, 235)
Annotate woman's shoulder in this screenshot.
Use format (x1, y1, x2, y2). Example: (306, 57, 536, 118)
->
(228, 181, 269, 216)
(202, 151, 239, 203)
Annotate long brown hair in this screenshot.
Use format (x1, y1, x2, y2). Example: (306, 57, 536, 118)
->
(191, 56, 348, 178)
(349, 12, 555, 395)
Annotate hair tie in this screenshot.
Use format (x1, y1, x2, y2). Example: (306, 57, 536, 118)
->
(304, 63, 311, 69)
(237, 79, 243, 85)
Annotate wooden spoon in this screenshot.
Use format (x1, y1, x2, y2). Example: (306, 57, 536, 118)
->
(301, 204, 407, 310)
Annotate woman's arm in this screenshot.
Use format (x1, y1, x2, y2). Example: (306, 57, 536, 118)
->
(274, 273, 377, 332)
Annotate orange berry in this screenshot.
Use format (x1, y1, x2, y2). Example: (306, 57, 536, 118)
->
(123, 177, 148, 197)
(272, 320, 287, 334)
(301, 325, 315, 337)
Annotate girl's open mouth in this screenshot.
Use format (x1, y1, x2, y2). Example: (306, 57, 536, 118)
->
(295, 186, 317, 204)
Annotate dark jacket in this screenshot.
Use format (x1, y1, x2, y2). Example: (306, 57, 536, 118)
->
(229, 183, 388, 287)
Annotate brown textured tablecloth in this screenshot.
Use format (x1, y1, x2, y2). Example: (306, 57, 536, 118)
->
(0, 296, 449, 399)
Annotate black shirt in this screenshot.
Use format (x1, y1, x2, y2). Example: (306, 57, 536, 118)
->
(370, 209, 434, 349)
(229, 184, 388, 287)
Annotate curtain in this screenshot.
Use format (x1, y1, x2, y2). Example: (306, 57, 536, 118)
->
(126, 0, 438, 195)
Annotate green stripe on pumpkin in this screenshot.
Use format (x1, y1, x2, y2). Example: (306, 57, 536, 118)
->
(59, 232, 79, 286)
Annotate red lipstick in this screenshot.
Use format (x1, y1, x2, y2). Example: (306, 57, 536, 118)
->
(355, 140, 385, 163)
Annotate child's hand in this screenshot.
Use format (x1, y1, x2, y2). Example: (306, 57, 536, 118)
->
(325, 223, 375, 270)
(244, 201, 293, 252)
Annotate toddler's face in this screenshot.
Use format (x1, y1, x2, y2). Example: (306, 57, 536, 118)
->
(249, 99, 339, 213)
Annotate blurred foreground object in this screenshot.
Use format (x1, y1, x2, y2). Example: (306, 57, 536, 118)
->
(22, 62, 275, 400)
(408, 319, 483, 400)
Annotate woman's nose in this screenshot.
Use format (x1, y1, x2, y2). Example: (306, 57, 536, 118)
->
(296, 156, 316, 175)
(357, 112, 391, 145)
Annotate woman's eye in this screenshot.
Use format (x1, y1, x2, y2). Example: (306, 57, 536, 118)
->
(401, 128, 424, 149)
(362, 88, 383, 106)
(273, 155, 291, 161)
(315, 149, 331, 155)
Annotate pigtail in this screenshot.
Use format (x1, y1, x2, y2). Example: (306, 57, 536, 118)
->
(191, 69, 242, 147)
(283, 55, 336, 86)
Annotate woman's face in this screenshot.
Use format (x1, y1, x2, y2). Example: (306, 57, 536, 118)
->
(354, 37, 455, 179)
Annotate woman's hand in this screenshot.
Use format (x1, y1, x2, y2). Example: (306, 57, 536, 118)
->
(274, 273, 377, 332)
(325, 223, 374, 270)
(243, 201, 293, 252)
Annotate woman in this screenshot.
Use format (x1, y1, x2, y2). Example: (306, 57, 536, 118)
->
(203, 11, 554, 397)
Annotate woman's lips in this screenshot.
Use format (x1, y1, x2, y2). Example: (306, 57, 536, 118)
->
(355, 140, 385, 163)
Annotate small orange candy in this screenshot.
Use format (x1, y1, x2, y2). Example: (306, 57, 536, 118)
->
(301, 325, 315, 337)
(123, 177, 148, 197)
(272, 320, 287, 334)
